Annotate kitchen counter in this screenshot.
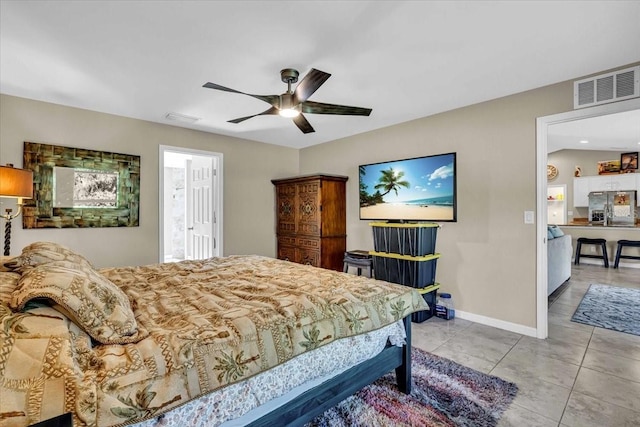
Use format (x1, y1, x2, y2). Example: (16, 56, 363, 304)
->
(558, 223, 640, 268)
(562, 222, 640, 229)
(558, 222, 640, 268)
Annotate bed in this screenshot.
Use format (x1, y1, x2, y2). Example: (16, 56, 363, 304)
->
(0, 242, 428, 426)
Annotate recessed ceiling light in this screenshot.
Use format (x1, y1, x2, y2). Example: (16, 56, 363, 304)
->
(165, 112, 200, 123)
(579, 140, 589, 144)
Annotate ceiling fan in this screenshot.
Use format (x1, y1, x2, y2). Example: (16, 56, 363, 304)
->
(203, 68, 372, 134)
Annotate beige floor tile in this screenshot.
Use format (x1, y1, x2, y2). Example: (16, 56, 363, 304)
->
(561, 390, 640, 427)
(458, 322, 522, 346)
(411, 327, 445, 352)
(492, 367, 571, 422)
(573, 367, 640, 413)
(588, 327, 640, 361)
(548, 300, 576, 315)
(433, 331, 514, 365)
(582, 347, 640, 382)
(430, 345, 496, 373)
(547, 310, 594, 333)
(497, 402, 559, 427)
(492, 345, 580, 389)
(547, 323, 592, 347)
(512, 336, 587, 365)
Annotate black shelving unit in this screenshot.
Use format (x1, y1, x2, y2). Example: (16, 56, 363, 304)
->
(369, 222, 440, 322)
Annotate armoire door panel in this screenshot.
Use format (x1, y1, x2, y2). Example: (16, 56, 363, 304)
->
(272, 175, 347, 271)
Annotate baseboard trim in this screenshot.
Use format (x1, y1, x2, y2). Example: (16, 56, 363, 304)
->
(455, 310, 538, 338)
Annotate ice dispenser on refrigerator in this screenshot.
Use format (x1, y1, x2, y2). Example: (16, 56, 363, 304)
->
(588, 190, 637, 226)
(588, 191, 607, 224)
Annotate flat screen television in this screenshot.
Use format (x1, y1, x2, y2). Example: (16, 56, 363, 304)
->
(359, 152, 457, 222)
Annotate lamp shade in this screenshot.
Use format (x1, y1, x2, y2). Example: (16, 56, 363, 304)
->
(0, 165, 33, 199)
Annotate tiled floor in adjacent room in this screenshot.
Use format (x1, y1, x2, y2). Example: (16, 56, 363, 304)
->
(412, 263, 640, 427)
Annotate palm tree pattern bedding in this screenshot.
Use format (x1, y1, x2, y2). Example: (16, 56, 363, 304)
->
(0, 254, 427, 426)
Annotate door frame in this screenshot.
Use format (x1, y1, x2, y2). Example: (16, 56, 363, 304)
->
(159, 145, 224, 262)
(535, 97, 640, 338)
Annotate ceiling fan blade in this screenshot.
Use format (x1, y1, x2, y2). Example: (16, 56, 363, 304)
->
(301, 100, 372, 116)
(293, 69, 331, 104)
(228, 106, 279, 124)
(203, 82, 280, 107)
(293, 113, 315, 134)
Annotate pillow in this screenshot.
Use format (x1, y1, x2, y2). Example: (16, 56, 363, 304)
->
(549, 225, 565, 238)
(4, 241, 93, 273)
(547, 227, 555, 240)
(10, 260, 147, 344)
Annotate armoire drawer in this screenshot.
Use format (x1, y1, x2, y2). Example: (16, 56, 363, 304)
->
(296, 237, 321, 250)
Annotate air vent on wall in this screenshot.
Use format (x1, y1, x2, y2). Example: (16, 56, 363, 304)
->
(574, 65, 639, 109)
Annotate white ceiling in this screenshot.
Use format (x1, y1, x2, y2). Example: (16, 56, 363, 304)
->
(547, 109, 640, 153)
(1, 1, 639, 149)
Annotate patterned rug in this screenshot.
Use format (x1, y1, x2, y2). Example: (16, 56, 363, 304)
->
(307, 348, 518, 427)
(571, 284, 640, 336)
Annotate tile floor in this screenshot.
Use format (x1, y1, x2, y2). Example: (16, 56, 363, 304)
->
(412, 263, 640, 427)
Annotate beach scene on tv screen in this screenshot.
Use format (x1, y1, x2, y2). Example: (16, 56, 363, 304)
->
(360, 153, 455, 221)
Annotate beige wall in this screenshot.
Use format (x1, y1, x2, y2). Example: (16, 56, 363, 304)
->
(0, 94, 299, 267)
(299, 81, 576, 329)
(2, 63, 637, 332)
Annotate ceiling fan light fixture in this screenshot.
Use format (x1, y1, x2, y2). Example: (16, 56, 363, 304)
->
(278, 93, 300, 117)
(203, 68, 371, 134)
(279, 108, 300, 118)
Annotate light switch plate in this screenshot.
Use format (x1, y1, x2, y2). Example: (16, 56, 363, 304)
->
(524, 211, 535, 224)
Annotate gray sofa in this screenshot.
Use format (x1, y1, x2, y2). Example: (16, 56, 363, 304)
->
(548, 233, 572, 295)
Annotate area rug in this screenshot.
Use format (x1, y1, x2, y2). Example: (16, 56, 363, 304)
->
(307, 348, 518, 427)
(571, 284, 640, 336)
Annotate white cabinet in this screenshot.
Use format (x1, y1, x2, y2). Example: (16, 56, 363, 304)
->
(602, 174, 636, 192)
(547, 185, 567, 224)
(573, 174, 640, 207)
(573, 177, 590, 207)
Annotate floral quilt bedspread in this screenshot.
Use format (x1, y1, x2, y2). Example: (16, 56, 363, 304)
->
(0, 255, 427, 426)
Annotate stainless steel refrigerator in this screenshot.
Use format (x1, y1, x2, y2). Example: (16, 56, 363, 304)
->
(588, 190, 637, 226)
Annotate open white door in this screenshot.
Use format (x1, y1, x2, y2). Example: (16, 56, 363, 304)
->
(186, 156, 215, 260)
(159, 145, 223, 263)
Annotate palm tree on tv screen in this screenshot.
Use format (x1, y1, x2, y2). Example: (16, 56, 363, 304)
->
(374, 168, 410, 199)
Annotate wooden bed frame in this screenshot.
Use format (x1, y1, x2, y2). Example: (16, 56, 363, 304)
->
(248, 316, 412, 426)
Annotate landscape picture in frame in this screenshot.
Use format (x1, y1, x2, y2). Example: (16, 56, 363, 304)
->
(597, 159, 621, 175)
(23, 141, 140, 228)
(620, 151, 638, 172)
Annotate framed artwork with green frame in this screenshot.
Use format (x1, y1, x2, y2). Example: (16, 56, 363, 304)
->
(22, 141, 140, 229)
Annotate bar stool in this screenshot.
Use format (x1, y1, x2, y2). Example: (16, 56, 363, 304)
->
(613, 240, 640, 268)
(574, 238, 609, 268)
(343, 252, 373, 277)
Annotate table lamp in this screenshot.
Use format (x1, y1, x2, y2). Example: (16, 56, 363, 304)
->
(0, 164, 34, 256)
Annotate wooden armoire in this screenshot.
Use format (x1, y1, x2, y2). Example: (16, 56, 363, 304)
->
(272, 174, 348, 271)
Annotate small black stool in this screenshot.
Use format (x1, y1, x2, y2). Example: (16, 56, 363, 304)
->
(613, 240, 640, 268)
(574, 238, 609, 268)
(343, 252, 373, 278)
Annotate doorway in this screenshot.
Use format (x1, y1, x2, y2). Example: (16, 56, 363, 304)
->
(535, 97, 640, 338)
(159, 145, 223, 263)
